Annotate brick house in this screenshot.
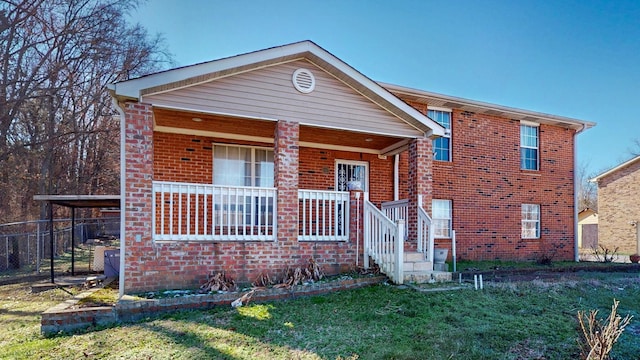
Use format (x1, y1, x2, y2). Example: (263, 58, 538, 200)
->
(591, 155, 640, 254)
(109, 41, 594, 294)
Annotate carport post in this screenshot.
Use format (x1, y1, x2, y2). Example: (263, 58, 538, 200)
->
(71, 207, 75, 276)
(49, 202, 54, 284)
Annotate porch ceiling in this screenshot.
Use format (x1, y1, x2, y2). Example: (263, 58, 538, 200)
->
(153, 108, 408, 154)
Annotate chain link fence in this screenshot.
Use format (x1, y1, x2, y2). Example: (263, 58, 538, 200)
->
(0, 217, 119, 284)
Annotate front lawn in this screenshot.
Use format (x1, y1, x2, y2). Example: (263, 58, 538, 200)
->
(1, 272, 639, 359)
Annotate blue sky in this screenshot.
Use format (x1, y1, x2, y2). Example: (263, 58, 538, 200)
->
(129, 0, 639, 176)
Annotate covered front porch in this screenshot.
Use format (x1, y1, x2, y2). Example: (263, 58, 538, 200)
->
(149, 106, 447, 285)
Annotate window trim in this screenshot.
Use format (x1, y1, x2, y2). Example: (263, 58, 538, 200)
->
(428, 108, 452, 162)
(212, 143, 274, 187)
(520, 123, 539, 171)
(521, 203, 541, 239)
(432, 199, 452, 238)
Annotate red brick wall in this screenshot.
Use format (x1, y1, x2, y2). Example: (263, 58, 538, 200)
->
(125, 118, 396, 293)
(154, 133, 212, 183)
(400, 108, 576, 261)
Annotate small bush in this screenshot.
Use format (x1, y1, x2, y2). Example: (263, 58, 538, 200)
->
(577, 299, 633, 360)
(591, 245, 619, 263)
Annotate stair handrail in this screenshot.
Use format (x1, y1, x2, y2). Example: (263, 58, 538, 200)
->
(364, 199, 404, 284)
(417, 194, 434, 264)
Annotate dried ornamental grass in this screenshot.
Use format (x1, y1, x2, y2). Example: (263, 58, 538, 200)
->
(198, 271, 237, 293)
(577, 299, 633, 360)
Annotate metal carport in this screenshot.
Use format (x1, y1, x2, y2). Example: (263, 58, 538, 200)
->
(33, 195, 120, 284)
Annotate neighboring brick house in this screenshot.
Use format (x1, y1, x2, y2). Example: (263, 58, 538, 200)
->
(109, 41, 594, 294)
(577, 208, 598, 250)
(591, 155, 640, 254)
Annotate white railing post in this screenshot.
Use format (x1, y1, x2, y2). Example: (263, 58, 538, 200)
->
(452, 229, 457, 273)
(395, 219, 404, 284)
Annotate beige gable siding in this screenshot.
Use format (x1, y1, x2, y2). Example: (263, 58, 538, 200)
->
(144, 60, 422, 137)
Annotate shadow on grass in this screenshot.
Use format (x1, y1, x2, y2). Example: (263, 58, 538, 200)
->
(0, 307, 46, 318)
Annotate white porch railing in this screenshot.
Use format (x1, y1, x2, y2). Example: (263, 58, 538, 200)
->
(418, 203, 435, 264)
(152, 181, 276, 241)
(381, 195, 434, 263)
(298, 190, 349, 241)
(364, 200, 404, 284)
(381, 199, 409, 240)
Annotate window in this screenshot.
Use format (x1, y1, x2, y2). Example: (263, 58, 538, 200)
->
(520, 123, 539, 170)
(213, 145, 274, 187)
(521, 204, 540, 239)
(432, 199, 452, 238)
(428, 109, 451, 161)
(213, 145, 275, 228)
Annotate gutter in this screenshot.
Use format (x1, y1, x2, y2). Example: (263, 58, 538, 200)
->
(574, 123, 587, 262)
(111, 94, 127, 298)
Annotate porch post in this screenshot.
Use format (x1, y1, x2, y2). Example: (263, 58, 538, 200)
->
(123, 102, 154, 293)
(407, 138, 433, 250)
(274, 120, 299, 245)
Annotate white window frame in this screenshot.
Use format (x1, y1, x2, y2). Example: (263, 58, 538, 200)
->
(432, 199, 452, 238)
(428, 107, 452, 162)
(212, 143, 274, 187)
(520, 122, 539, 171)
(335, 160, 369, 191)
(521, 204, 540, 239)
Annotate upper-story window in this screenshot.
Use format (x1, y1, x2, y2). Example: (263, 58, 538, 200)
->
(520, 122, 539, 170)
(213, 144, 274, 187)
(428, 108, 451, 162)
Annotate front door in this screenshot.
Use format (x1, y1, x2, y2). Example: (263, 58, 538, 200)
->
(335, 160, 368, 192)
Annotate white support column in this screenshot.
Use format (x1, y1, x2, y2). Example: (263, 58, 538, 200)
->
(395, 219, 405, 284)
(393, 154, 399, 201)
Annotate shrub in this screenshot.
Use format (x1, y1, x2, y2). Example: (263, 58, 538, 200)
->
(577, 299, 633, 360)
(591, 245, 619, 263)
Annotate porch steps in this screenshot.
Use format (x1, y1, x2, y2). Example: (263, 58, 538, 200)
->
(402, 251, 452, 284)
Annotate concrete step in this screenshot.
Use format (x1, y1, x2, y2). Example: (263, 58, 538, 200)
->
(403, 261, 433, 272)
(403, 271, 452, 284)
(404, 251, 424, 262)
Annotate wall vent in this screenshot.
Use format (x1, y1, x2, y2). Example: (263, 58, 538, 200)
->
(292, 68, 315, 93)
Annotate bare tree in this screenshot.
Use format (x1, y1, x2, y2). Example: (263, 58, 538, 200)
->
(577, 161, 597, 211)
(0, 0, 171, 222)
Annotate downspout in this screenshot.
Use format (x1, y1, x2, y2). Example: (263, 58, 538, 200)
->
(573, 124, 587, 262)
(111, 94, 127, 298)
(394, 154, 399, 201)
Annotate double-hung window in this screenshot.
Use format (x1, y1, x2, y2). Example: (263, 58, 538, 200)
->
(521, 204, 540, 239)
(432, 199, 452, 238)
(520, 123, 539, 170)
(213, 145, 274, 187)
(213, 144, 275, 229)
(428, 109, 451, 162)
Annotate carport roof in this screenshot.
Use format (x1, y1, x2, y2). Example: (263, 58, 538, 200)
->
(33, 195, 120, 208)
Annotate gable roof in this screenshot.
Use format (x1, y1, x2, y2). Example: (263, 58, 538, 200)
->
(109, 40, 445, 138)
(381, 83, 596, 132)
(591, 155, 640, 182)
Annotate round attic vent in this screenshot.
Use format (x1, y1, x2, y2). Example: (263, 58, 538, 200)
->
(292, 68, 315, 93)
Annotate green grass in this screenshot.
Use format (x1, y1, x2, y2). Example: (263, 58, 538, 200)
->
(2, 272, 640, 359)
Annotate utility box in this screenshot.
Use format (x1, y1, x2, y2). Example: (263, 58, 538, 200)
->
(104, 249, 120, 278)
